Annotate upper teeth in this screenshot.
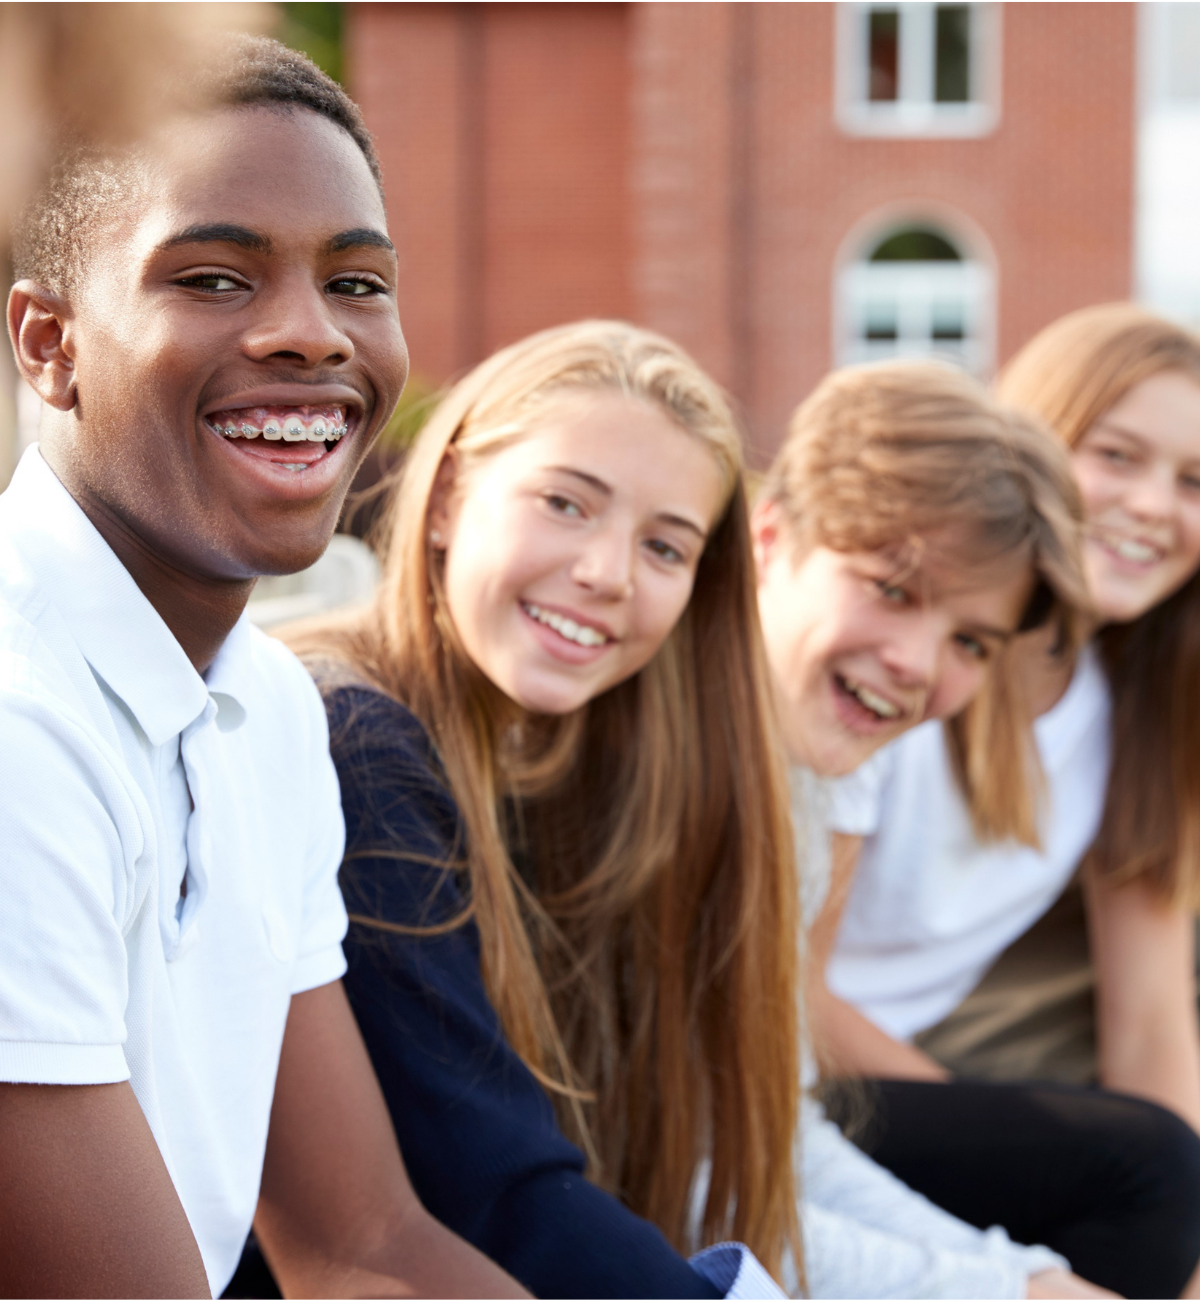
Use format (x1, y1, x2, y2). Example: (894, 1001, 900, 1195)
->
(524, 602, 608, 648)
(1110, 537, 1159, 564)
(844, 678, 900, 719)
(214, 413, 347, 443)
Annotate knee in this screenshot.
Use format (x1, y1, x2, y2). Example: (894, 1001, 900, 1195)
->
(1126, 1097, 1200, 1204)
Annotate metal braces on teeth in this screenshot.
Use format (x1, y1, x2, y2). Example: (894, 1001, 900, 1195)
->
(218, 421, 346, 443)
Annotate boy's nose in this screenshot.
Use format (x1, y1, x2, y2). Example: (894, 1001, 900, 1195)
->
(242, 282, 355, 368)
(880, 625, 939, 690)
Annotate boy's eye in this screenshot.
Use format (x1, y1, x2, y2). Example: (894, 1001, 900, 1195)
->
(645, 538, 684, 564)
(545, 493, 583, 518)
(176, 273, 241, 292)
(1181, 472, 1200, 493)
(875, 579, 908, 605)
(1098, 445, 1132, 465)
(329, 276, 383, 297)
(955, 632, 988, 660)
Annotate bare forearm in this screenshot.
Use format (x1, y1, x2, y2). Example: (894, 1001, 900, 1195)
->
(1101, 1023, 1200, 1134)
(257, 1203, 527, 1299)
(811, 986, 949, 1082)
(256, 983, 528, 1300)
(1087, 871, 1200, 1135)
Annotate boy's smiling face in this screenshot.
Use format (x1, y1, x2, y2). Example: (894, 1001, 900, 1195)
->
(29, 104, 407, 580)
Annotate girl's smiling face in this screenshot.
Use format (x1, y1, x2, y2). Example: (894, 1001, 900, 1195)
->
(432, 392, 727, 715)
(753, 500, 1033, 776)
(1071, 370, 1200, 624)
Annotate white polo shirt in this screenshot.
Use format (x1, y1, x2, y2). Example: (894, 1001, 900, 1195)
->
(0, 447, 349, 1295)
(825, 646, 1111, 1041)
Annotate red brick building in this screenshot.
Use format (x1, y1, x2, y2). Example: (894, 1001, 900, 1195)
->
(348, 2, 1134, 461)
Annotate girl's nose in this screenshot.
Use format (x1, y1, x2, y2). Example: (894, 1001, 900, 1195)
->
(572, 525, 635, 599)
(1124, 462, 1179, 524)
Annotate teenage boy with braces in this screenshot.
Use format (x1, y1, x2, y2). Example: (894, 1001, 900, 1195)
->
(0, 38, 526, 1299)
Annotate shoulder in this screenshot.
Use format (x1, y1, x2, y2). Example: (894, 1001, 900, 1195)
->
(316, 680, 462, 854)
(319, 680, 443, 785)
(0, 597, 129, 793)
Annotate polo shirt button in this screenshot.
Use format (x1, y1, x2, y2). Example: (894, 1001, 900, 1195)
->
(262, 907, 294, 963)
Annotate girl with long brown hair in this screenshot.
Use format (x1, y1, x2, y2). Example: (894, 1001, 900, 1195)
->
(287, 320, 800, 1298)
(809, 308, 1200, 1299)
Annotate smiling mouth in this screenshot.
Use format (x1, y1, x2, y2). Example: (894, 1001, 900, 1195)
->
(1096, 533, 1164, 566)
(521, 601, 612, 648)
(834, 672, 903, 721)
(206, 404, 351, 472)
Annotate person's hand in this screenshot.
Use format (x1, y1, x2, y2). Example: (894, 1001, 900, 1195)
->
(1026, 1267, 1121, 1298)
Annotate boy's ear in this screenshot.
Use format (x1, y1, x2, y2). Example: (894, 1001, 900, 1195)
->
(750, 495, 783, 584)
(8, 281, 77, 413)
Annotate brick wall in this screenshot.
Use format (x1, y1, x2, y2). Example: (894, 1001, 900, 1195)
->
(348, 2, 630, 389)
(350, 2, 1135, 460)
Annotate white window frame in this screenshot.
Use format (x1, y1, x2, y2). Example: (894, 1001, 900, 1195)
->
(832, 214, 997, 377)
(835, 2, 1001, 138)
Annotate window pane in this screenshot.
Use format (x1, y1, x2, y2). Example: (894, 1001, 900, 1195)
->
(931, 299, 965, 340)
(865, 300, 898, 340)
(869, 10, 900, 102)
(935, 5, 971, 103)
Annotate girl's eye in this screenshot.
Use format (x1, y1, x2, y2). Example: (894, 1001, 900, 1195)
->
(875, 579, 908, 605)
(955, 632, 988, 660)
(1098, 446, 1132, 465)
(645, 538, 684, 564)
(1181, 473, 1200, 493)
(177, 273, 241, 292)
(545, 494, 583, 518)
(329, 276, 383, 297)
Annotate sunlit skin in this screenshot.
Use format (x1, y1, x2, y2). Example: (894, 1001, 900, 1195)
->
(753, 499, 1034, 777)
(1071, 370, 1200, 626)
(8, 105, 408, 670)
(431, 393, 727, 716)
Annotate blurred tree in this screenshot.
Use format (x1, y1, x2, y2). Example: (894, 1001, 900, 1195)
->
(279, 3, 343, 84)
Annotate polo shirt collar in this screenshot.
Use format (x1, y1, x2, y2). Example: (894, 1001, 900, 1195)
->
(5, 448, 249, 746)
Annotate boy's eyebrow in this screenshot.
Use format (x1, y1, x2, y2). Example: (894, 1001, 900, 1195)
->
(965, 620, 1015, 644)
(550, 466, 708, 540)
(325, 228, 395, 255)
(151, 225, 395, 258)
(155, 223, 273, 254)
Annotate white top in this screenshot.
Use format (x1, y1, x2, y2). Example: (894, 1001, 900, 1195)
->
(825, 647, 1111, 1040)
(0, 448, 349, 1296)
(791, 769, 1068, 1298)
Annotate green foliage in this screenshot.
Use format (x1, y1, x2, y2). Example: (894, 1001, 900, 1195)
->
(870, 228, 962, 262)
(378, 374, 441, 449)
(278, 2, 343, 85)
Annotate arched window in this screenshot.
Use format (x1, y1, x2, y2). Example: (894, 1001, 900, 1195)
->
(836, 220, 994, 373)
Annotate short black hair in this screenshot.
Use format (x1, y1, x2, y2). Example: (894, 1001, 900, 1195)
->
(12, 35, 383, 294)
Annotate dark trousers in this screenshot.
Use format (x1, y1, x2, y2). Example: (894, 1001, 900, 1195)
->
(825, 1077, 1200, 1299)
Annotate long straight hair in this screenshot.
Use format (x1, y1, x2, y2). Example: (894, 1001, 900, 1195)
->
(998, 303, 1200, 904)
(761, 361, 1089, 845)
(290, 321, 802, 1276)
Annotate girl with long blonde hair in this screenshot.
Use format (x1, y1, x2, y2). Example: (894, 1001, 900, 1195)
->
(288, 320, 800, 1297)
(810, 309, 1200, 1299)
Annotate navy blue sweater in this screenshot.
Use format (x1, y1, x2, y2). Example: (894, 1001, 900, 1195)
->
(325, 684, 721, 1300)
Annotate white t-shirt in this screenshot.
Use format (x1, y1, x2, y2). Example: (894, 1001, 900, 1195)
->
(0, 448, 349, 1295)
(788, 767, 1067, 1297)
(825, 646, 1111, 1041)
